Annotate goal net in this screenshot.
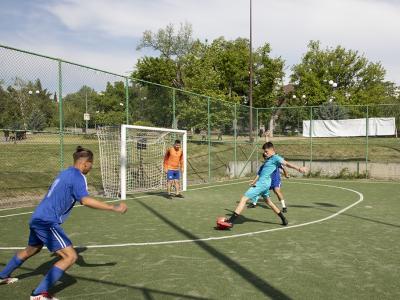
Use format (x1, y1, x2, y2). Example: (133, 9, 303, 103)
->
(97, 125, 187, 199)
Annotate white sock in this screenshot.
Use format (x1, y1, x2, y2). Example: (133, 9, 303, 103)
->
(281, 200, 286, 208)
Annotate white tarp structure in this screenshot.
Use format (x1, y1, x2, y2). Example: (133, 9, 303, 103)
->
(303, 118, 396, 137)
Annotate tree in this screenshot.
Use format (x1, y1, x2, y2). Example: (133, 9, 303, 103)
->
(136, 22, 194, 88)
(27, 108, 46, 131)
(290, 40, 398, 107)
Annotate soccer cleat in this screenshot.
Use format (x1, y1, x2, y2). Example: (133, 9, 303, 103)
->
(247, 203, 257, 208)
(175, 194, 184, 198)
(0, 277, 18, 285)
(282, 207, 287, 213)
(281, 217, 288, 226)
(30, 291, 59, 300)
(216, 217, 233, 230)
(166, 194, 173, 199)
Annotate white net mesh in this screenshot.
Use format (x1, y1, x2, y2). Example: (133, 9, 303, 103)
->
(97, 125, 186, 198)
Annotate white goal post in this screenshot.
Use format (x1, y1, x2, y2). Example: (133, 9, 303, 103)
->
(97, 124, 187, 200)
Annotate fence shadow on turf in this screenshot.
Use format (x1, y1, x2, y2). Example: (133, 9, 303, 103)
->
(15, 247, 117, 294)
(314, 206, 400, 228)
(1, 248, 209, 300)
(138, 200, 292, 300)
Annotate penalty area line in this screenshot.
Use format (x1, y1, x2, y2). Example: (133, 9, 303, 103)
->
(0, 182, 363, 250)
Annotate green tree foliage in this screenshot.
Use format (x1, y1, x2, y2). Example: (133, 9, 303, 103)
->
(0, 78, 56, 130)
(27, 108, 46, 131)
(291, 40, 398, 107)
(134, 23, 285, 131)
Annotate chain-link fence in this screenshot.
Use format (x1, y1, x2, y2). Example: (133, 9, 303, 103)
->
(1, 44, 399, 208)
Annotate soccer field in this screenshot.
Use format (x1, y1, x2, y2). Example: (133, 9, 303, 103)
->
(0, 178, 399, 300)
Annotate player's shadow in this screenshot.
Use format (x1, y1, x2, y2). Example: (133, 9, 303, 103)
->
(222, 209, 277, 226)
(138, 200, 292, 300)
(17, 246, 116, 294)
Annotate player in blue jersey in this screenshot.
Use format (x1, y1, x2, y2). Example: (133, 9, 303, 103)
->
(0, 146, 128, 300)
(217, 142, 306, 229)
(248, 153, 290, 212)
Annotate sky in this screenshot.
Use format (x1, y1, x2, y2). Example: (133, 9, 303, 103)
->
(1, 0, 400, 85)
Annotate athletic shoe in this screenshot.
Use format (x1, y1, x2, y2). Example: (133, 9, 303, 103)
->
(281, 217, 288, 226)
(0, 277, 18, 285)
(217, 219, 233, 230)
(175, 194, 184, 198)
(30, 291, 59, 300)
(282, 207, 287, 213)
(247, 203, 257, 208)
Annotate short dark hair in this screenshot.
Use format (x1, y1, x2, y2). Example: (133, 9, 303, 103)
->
(174, 140, 181, 144)
(262, 142, 274, 150)
(262, 152, 268, 159)
(73, 146, 93, 162)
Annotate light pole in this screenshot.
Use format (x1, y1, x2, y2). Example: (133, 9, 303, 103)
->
(249, 0, 253, 142)
(328, 80, 337, 103)
(85, 91, 88, 133)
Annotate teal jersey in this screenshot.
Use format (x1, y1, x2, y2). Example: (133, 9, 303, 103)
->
(258, 154, 284, 183)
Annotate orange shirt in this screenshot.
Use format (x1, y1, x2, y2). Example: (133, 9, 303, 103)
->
(163, 147, 183, 171)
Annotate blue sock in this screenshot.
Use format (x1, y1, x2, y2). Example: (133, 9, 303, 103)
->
(33, 266, 64, 295)
(0, 255, 24, 278)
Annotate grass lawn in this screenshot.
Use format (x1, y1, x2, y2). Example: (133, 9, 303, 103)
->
(0, 133, 399, 206)
(0, 179, 399, 299)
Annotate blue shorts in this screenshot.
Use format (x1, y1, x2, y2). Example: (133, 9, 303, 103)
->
(167, 170, 180, 181)
(28, 223, 72, 252)
(244, 182, 271, 200)
(270, 178, 281, 190)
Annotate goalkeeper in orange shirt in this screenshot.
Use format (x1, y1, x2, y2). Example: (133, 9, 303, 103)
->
(163, 140, 184, 199)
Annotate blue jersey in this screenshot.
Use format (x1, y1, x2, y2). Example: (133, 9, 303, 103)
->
(30, 167, 89, 226)
(258, 154, 284, 184)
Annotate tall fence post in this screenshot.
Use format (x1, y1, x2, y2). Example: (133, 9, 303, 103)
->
(309, 106, 313, 173)
(255, 108, 259, 171)
(172, 89, 176, 129)
(366, 105, 369, 178)
(207, 97, 211, 182)
(234, 103, 237, 177)
(58, 60, 64, 170)
(125, 77, 129, 124)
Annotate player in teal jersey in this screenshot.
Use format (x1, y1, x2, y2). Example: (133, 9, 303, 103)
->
(217, 142, 306, 229)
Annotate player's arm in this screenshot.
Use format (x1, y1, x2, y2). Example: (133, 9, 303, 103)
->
(249, 175, 259, 186)
(81, 197, 127, 213)
(281, 165, 290, 178)
(163, 149, 170, 173)
(179, 152, 184, 172)
(281, 160, 307, 174)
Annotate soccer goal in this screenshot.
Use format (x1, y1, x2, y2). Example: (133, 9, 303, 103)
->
(96, 125, 187, 199)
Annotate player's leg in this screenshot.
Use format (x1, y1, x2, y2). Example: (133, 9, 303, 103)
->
(174, 171, 184, 198)
(31, 225, 75, 299)
(263, 195, 288, 226)
(0, 246, 42, 284)
(247, 195, 259, 208)
(273, 186, 287, 212)
(0, 228, 43, 284)
(166, 170, 173, 198)
(224, 185, 264, 227)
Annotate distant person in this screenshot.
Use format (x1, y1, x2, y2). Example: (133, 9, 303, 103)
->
(0, 146, 127, 300)
(163, 140, 184, 199)
(3, 130, 9, 142)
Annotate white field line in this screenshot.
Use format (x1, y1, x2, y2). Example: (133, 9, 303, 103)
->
(0, 181, 363, 250)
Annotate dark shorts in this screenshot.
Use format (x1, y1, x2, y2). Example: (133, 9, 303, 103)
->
(167, 170, 180, 181)
(28, 223, 72, 252)
(270, 178, 281, 190)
